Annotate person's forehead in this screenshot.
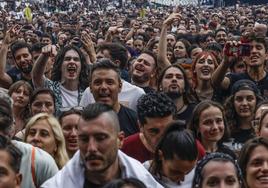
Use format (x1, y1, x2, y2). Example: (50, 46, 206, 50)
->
(78, 113, 116, 132)
(91, 69, 119, 81)
(15, 47, 31, 56)
(138, 53, 155, 63)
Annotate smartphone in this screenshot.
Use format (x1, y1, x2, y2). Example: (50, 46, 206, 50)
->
(225, 43, 251, 57)
(238, 43, 251, 57)
(12, 24, 22, 35)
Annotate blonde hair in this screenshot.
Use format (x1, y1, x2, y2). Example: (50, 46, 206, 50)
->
(24, 113, 69, 169)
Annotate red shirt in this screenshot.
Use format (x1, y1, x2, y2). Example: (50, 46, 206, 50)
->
(121, 133, 206, 162)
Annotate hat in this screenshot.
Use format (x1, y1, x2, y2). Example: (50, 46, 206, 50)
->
(231, 79, 260, 95)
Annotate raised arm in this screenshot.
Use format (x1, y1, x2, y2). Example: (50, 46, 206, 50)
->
(0, 29, 16, 88)
(157, 13, 181, 72)
(32, 45, 55, 88)
(81, 32, 96, 64)
(211, 41, 237, 90)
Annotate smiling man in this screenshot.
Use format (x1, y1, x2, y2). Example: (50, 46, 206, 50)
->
(212, 33, 268, 98)
(89, 59, 139, 136)
(41, 103, 163, 188)
(130, 50, 157, 93)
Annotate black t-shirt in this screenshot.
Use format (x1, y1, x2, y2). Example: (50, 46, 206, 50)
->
(174, 103, 196, 126)
(227, 72, 268, 99)
(83, 178, 104, 188)
(232, 128, 255, 144)
(7, 67, 34, 87)
(217, 144, 237, 159)
(141, 86, 155, 94)
(118, 105, 139, 137)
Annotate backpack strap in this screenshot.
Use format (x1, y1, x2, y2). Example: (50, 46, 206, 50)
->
(31, 146, 38, 188)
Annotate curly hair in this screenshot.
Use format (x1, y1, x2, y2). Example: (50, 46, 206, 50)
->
(137, 92, 176, 125)
(24, 113, 69, 169)
(224, 88, 263, 134)
(51, 45, 89, 89)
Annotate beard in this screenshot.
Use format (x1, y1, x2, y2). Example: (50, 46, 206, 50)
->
(19, 64, 33, 74)
(165, 90, 182, 100)
(132, 73, 150, 85)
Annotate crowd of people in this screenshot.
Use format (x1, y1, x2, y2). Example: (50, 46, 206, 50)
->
(0, 0, 268, 188)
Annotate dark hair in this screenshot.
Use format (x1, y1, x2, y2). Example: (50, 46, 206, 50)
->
(96, 42, 128, 69)
(150, 122, 198, 178)
(52, 45, 89, 89)
(90, 58, 121, 84)
(247, 32, 268, 52)
(188, 100, 229, 143)
(58, 108, 82, 125)
(10, 41, 31, 60)
(29, 88, 56, 108)
(0, 96, 13, 134)
(81, 103, 119, 132)
(42, 32, 52, 39)
(187, 44, 201, 57)
(206, 42, 222, 54)
(31, 42, 45, 53)
(175, 39, 191, 58)
(140, 50, 157, 68)
(193, 152, 245, 188)
(0, 135, 22, 173)
(215, 28, 227, 36)
(8, 81, 32, 120)
(238, 137, 268, 178)
(224, 81, 263, 132)
(103, 178, 146, 188)
(157, 64, 191, 104)
(137, 92, 176, 125)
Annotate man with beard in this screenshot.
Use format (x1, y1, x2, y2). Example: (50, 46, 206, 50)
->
(212, 33, 268, 98)
(41, 103, 163, 188)
(0, 29, 34, 89)
(130, 50, 157, 93)
(215, 28, 228, 48)
(158, 64, 196, 124)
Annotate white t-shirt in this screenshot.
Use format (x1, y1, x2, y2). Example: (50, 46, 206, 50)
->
(79, 80, 145, 111)
(60, 85, 79, 108)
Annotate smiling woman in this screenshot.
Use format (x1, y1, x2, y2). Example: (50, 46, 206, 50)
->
(193, 152, 245, 188)
(224, 80, 264, 149)
(24, 113, 69, 169)
(239, 137, 268, 188)
(8, 81, 33, 135)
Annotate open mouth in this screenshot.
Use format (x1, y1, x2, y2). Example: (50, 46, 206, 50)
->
(67, 65, 77, 74)
(134, 64, 145, 72)
(257, 176, 268, 183)
(201, 68, 211, 75)
(250, 55, 259, 62)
